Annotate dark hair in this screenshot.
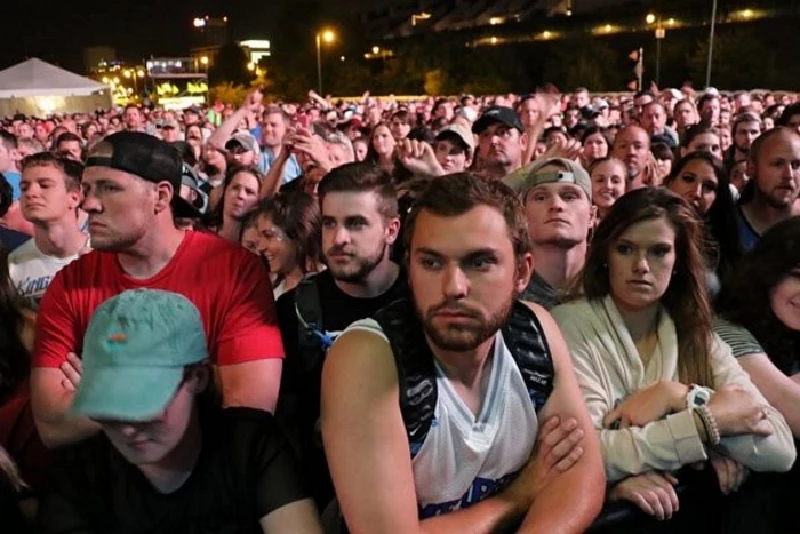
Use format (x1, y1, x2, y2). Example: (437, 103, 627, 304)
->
(403, 172, 529, 263)
(697, 93, 720, 111)
(581, 127, 609, 147)
(731, 112, 762, 136)
(682, 125, 720, 148)
(203, 166, 263, 229)
(318, 162, 398, 219)
(391, 110, 411, 126)
(249, 192, 322, 274)
(365, 122, 396, 165)
(651, 142, 674, 162)
(716, 217, 800, 374)
(0, 246, 28, 400)
(0, 175, 11, 218)
(21, 152, 83, 191)
(55, 132, 82, 147)
(777, 103, 800, 127)
(578, 187, 714, 386)
(667, 151, 743, 277)
(0, 131, 17, 151)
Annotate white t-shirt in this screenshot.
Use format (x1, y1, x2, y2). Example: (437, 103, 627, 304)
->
(8, 238, 89, 309)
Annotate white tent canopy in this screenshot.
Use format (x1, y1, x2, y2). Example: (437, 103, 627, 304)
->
(0, 58, 107, 98)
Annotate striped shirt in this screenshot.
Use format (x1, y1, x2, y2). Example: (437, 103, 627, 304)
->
(712, 316, 764, 358)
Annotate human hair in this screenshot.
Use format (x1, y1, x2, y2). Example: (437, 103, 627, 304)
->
(0, 131, 17, 151)
(667, 151, 742, 277)
(697, 93, 719, 111)
(578, 187, 714, 386)
(0, 175, 11, 218)
(317, 162, 398, 219)
(581, 127, 609, 147)
(21, 152, 84, 192)
(716, 217, 800, 374)
(249, 192, 322, 274)
(326, 131, 355, 161)
(731, 112, 761, 136)
(651, 142, 673, 162)
(365, 122, 395, 164)
(263, 105, 290, 123)
(391, 110, 411, 125)
(777, 103, 800, 127)
(17, 137, 44, 155)
(203, 166, 263, 229)
(0, 245, 28, 400)
(588, 156, 625, 176)
(403, 172, 529, 264)
(55, 132, 82, 148)
(681, 125, 720, 148)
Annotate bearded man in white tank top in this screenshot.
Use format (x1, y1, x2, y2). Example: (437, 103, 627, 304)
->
(321, 173, 605, 533)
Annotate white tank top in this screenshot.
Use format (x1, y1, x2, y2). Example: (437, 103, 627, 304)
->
(344, 319, 539, 518)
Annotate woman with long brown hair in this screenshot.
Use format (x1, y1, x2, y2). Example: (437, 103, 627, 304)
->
(551, 188, 794, 521)
(203, 166, 263, 243)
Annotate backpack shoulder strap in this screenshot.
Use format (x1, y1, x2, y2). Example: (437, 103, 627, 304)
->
(374, 299, 437, 458)
(294, 275, 333, 351)
(502, 301, 555, 413)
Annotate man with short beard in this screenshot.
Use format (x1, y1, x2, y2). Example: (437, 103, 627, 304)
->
(738, 127, 800, 250)
(726, 112, 762, 164)
(611, 125, 651, 190)
(321, 173, 604, 532)
(274, 162, 408, 508)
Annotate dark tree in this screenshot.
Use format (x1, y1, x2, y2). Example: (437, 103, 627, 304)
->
(208, 43, 255, 87)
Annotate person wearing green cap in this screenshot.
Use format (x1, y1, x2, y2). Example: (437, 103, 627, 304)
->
(38, 289, 321, 534)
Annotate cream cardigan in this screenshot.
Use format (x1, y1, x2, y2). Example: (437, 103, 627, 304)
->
(551, 295, 796, 482)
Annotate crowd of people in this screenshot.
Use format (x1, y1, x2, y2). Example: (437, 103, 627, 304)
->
(0, 81, 799, 533)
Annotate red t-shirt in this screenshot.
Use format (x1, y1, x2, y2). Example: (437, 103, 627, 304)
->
(33, 231, 283, 368)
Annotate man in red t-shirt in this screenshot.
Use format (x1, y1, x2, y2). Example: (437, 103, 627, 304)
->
(31, 131, 284, 448)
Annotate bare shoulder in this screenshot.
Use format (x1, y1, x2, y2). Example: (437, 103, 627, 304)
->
(520, 300, 561, 339)
(323, 327, 400, 396)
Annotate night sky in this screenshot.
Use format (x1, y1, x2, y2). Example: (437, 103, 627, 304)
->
(1, 1, 293, 72)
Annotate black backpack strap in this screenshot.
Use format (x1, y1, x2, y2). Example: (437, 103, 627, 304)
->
(502, 301, 555, 412)
(294, 276, 333, 352)
(374, 299, 437, 458)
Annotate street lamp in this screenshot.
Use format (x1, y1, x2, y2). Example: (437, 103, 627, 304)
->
(646, 13, 656, 25)
(200, 56, 209, 66)
(316, 29, 336, 95)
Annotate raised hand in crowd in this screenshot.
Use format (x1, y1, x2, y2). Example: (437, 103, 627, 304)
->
(397, 138, 444, 176)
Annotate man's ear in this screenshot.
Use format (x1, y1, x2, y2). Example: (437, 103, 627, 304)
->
(385, 216, 401, 246)
(186, 364, 211, 394)
(515, 252, 534, 294)
(154, 181, 174, 214)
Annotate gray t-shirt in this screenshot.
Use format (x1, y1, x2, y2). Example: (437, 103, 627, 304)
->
(521, 271, 560, 311)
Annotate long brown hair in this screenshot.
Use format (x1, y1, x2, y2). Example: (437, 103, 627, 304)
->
(579, 187, 714, 386)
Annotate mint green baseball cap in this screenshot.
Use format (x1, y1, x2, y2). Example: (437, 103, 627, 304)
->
(70, 289, 209, 422)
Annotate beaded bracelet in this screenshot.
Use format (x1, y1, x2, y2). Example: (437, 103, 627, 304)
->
(696, 405, 721, 446)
